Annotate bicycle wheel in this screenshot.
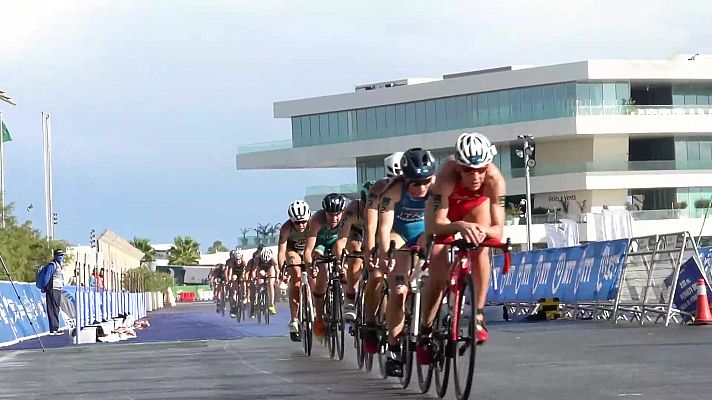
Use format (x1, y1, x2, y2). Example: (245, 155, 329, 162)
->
(334, 283, 345, 361)
(355, 291, 364, 369)
(376, 288, 388, 380)
(326, 287, 336, 359)
(399, 293, 414, 388)
(236, 289, 242, 323)
(434, 291, 451, 398)
(453, 274, 476, 400)
(301, 284, 313, 356)
(256, 290, 264, 325)
(263, 289, 270, 325)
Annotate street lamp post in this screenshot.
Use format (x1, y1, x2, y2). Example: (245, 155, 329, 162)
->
(517, 134, 536, 251)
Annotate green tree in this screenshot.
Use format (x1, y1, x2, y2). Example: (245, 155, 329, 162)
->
(0, 203, 68, 282)
(123, 266, 174, 292)
(168, 236, 200, 265)
(207, 240, 229, 254)
(130, 237, 156, 263)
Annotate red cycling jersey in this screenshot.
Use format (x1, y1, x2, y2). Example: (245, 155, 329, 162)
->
(447, 179, 487, 222)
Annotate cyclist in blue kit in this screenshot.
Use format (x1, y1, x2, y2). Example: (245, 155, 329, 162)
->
(375, 147, 436, 377)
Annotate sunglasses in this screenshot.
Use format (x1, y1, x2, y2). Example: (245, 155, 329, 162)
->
(459, 165, 488, 175)
(408, 178, 432, 186)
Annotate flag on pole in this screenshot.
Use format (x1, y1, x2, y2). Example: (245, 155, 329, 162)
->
(1, 122, 11, 142)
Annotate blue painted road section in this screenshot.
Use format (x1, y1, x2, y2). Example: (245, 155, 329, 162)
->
(1, 301, 291, 351)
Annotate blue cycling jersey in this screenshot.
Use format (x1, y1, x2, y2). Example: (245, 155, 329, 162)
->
(392, 183, 428, 246)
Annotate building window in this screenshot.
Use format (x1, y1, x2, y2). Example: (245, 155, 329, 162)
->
(291, 81, 632, 147)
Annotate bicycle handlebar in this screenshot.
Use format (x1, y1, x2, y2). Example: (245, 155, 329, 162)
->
(448, 237, 513, 275)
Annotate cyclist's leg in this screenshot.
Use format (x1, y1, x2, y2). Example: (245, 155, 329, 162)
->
(363, 250, 385, 354)
(344, 233, 363, 311)
(287, 253, 303, 327)
(309, 246, 329, 339)
(461, 201, 492, 338)
(267, 265, 277, 313)
(419, 243, 449, 332)
(385, 232, 408, 345)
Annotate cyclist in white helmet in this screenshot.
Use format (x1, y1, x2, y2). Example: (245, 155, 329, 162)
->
(254, 247, 279, 315)
(226, 249, 246, 317)
(278, 200, 311, 339)
(416, 132, 506, 365)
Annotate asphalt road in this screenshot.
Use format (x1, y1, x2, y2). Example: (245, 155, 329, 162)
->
(1, 301, 711, 399)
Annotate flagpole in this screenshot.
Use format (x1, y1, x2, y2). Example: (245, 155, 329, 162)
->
(47, 114, 54, 241)
(0, 111, 4, 229)
(42, 112, 50, 241)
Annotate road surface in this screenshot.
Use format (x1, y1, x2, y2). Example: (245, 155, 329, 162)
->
(1, 302, 711, 399)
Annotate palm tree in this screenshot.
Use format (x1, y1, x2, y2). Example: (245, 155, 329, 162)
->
(255, 224, 269, 245)
(168, 236, 200, 265)
(207, 240, 229, 254)
(240, 228, 252, 246)
(131, 237, 156, 263)
(267, 223, 282, 244)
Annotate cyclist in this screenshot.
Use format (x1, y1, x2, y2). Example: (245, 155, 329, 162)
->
(255, 247, 279, 315)
(361, 152, 404, 354)
(334, 181, 373, 322)
(278, 200, 311, 339)
(226, 250, 246, 317)
(375, 148, 436, 377)
(362, 152, 404, 265)
(303, 192, 347, 340)
(245, 244, 263, 317)
(416, 132, 506, 364)
(211, 263, 227, 314)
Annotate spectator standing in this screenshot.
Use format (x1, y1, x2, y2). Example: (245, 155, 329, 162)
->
(46, 249, 65, 335)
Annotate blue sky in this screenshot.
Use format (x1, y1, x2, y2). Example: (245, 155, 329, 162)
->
(0, 0, 709, 251)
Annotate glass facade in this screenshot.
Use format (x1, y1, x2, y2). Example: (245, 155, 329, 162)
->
(675, 136, 712, 168)
(356, 146, 510, 186)
(672, 84, 712, 105)
(291, 81, 637, 148)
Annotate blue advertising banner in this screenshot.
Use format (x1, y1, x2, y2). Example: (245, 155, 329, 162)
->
(670, 246, 712, 318)
(0, 281, 68, 347)
(3, 283, 148, 347)
(489, 239, 628, 304)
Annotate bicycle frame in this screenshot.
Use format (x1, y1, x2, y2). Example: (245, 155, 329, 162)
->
(443, 238, 513, 343)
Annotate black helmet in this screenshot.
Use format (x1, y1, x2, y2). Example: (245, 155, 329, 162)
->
(322, 193, 346, 213)
(401, 148, 435, 180)
(53, 249, 65, 257)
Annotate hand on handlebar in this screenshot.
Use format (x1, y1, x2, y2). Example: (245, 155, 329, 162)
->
(454, 221, 487, 245)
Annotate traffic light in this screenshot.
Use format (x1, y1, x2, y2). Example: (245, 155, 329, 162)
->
(52, 212, 58, 225)
(90, 229, 97, 248)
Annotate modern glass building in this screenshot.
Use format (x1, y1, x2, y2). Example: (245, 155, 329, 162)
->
(237, 58, 712, 246)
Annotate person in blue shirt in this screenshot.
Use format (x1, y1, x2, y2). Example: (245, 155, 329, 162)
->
(46, 249, 65, 335)
(375, 148, 436, 377)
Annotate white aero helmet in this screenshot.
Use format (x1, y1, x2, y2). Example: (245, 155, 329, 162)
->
(455, 132, 497, 169)
(288, 200, 310, 222)
(259, 248, 273, 263)
(384, 151, 405, 178)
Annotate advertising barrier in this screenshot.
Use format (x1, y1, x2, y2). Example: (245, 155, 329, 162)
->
(0, 281, 69, 347)
(489, 239, 628, 304)
(1, 281, 151, 348)
(670, 246, 712, 320)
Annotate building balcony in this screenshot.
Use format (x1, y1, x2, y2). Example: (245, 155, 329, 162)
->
(509, 159, 712, 179)
(504, 209, 712, 247)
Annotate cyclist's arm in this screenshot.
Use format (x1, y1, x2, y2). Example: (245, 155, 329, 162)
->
(277, 222, 290, 268)
(482, 164, 507, 241)
(334, 202, 356, 259)
(425, 171, 458, 236)
(303, 217, 321, 268)
(363, 181, 385, 260)
(377, 185, 399, 266)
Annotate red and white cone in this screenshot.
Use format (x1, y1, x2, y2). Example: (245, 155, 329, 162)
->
(693, 279, 712, 325)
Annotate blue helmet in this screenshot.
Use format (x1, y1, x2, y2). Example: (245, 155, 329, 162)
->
(400, 148, 435, 180)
